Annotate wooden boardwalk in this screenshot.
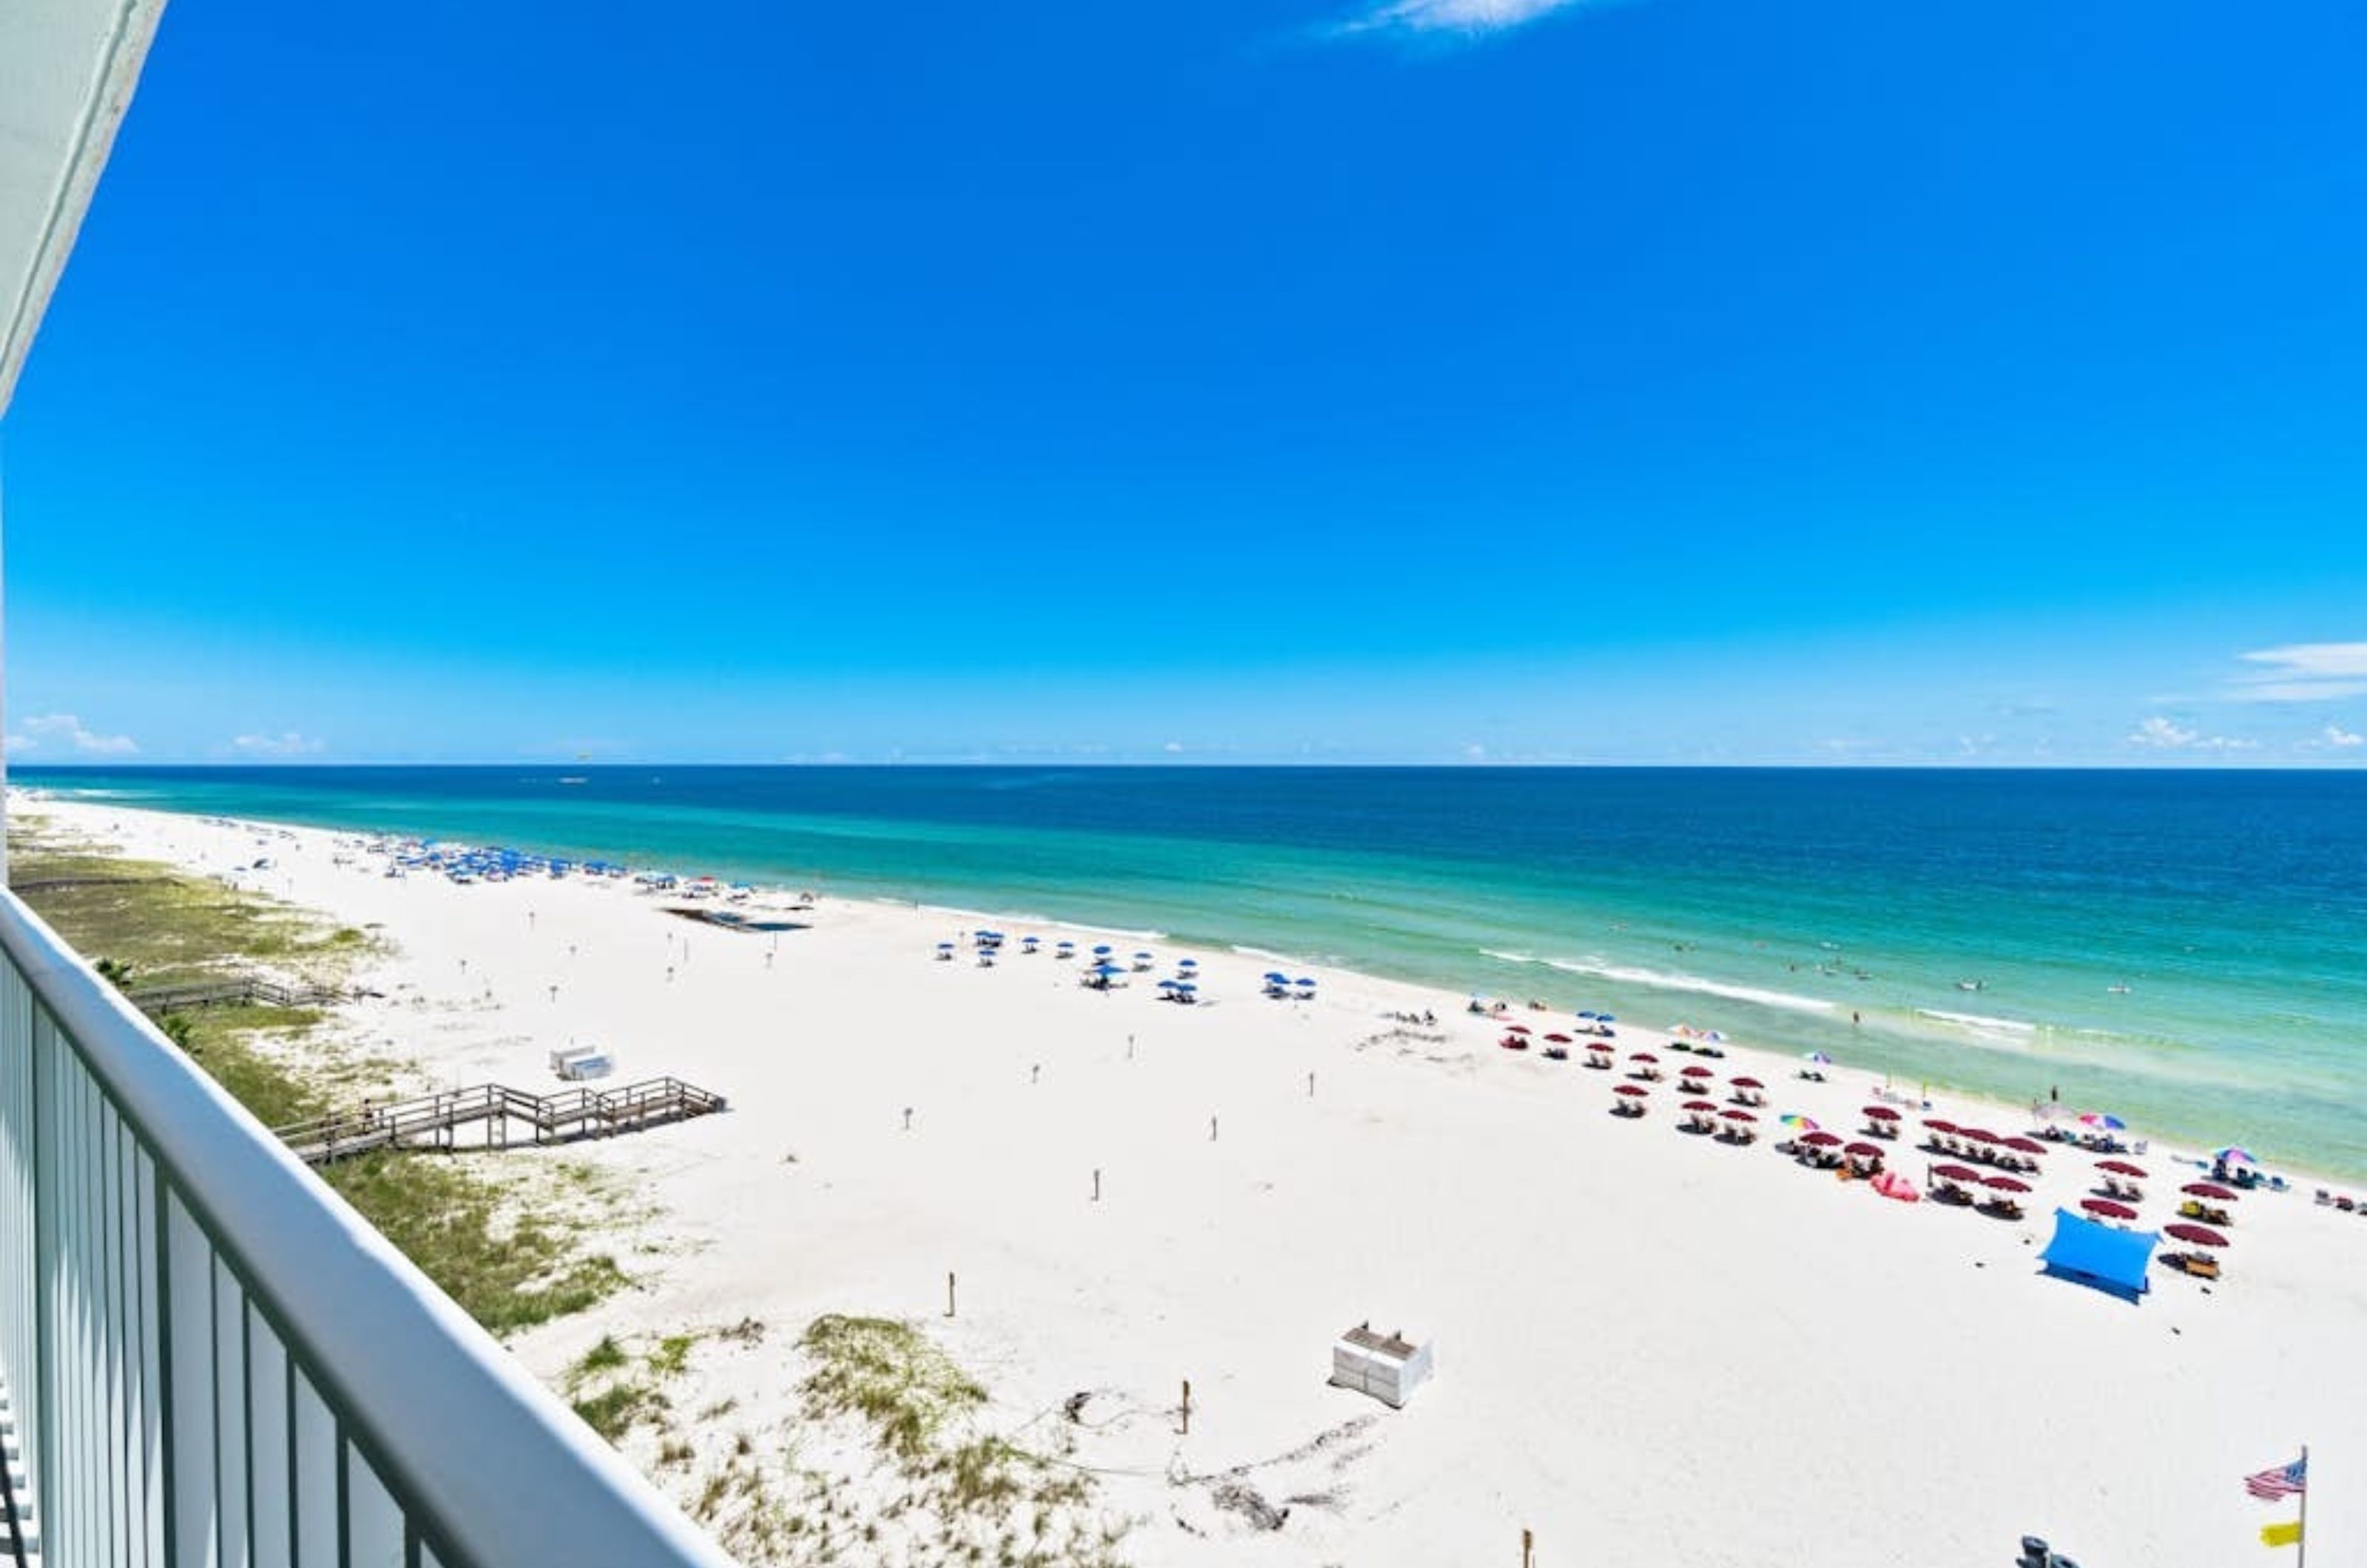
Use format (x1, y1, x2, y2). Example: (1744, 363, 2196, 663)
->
(274, 1077, 728, 1166)
(127, 976, 343, 1013)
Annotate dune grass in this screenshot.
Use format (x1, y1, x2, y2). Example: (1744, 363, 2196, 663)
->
(8, 816, 627, 1339)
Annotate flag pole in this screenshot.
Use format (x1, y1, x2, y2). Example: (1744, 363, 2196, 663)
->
(2297, 1443, 2308, 1568)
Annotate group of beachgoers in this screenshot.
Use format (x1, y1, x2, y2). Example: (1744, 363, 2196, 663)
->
(1579, 1040, 2292, 1283)
(931, 929, 1322, 1007)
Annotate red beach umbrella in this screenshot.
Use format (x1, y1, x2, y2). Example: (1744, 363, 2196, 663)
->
(1923, 1118, 1959, 1134)
(1863, 1106, 1902, 1121)
(1544, 1033, 1573, 1044)
(1730, 1076, 1764, 1089)
(2081, 1197, 2138, 1220)
(1985, 1175, 2031, 1193)
(1960, 1128, 1999, 1143)
(1931, 1163, 1982, 1183)
(1630, 1052, 1658, 1063)
(2003, 1137, 2045, 1155)
(2182, 1183, 2239, 1202)
(2096, 1160, 2148, 1177)
(1680, 1064, 1714, 1077)
(1615, 1084, 1650, 1097)
(2164, 1223, 2228, 1248)
(1844, 1140, 1883, 1157)
(1683, 1099, 1718, 1112)
(1721, 1109, 1757, 1122)
(1802, 1131, 1843, 1147)
(1505, 1024, 1532, 1035)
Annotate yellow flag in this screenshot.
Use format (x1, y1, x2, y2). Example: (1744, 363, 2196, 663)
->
(2260, 1520, 2303, 1548)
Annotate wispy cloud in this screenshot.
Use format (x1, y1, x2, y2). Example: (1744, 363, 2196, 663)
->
(2315, 723, 2363, 750)
(2126, 715, 2258, 752)
(1329, 0, 1615, 40)
(4, 713, 139, 757)
(2224, 642, 2367, 704)
(231, 731, 325, 758)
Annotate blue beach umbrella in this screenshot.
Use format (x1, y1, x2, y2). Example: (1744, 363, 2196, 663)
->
(1175, 981, 1198, 993)
(2211, 1146, 2257, 1165)
(1294, 977, 1316, 987)
(1157, 979, 1181, 990)
(1093, 962, 1123, 975)
(1093, 944, 1113, 956)
(1598, 1015, 1617, 1025)
(1264, 972, 1289, 982)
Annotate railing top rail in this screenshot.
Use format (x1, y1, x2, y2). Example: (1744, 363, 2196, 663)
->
(0, 889, 736, 1568)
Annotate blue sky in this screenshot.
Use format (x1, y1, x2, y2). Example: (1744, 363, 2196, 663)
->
(5, 0, 2364, 765)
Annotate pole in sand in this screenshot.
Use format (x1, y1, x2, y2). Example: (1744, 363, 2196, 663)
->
(947, 1271, 957, 1318)
(1093, 1168, 1101, 1202)
(1522, 1527, 1534, 1568)
(1181, 1379, 1191, 1436)
(1209, 1115, 1218, 1142)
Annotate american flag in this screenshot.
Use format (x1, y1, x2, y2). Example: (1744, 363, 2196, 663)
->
(2246, 1456, 2307, 1501)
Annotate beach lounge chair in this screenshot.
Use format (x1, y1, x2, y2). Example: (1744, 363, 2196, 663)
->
(2183, 1253, 2221, 1280)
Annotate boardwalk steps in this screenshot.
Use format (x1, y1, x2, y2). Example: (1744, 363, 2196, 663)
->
(273, 1077, 727, 1166)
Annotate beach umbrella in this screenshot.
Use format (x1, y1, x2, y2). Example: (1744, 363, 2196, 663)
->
(1156, 979, 1181, 990)
(2164, 1223, 2228, 1248)
(1960, 1128, 1999, 1144)
(1777, 1112, 1817, 1130)
(1576, 1010, 1598, 1021)
(1178, 958, 1198, 968)
(1931, 1163, 1982, 1183)
(1545, 1033, 1574, 1044)
(1092, 944, 1112, 956)
(2096, 1160, 2148, 1178)
(1730, 1076, 1764, 1089)
(2210, 1146, 2257, 1166)
(2181, 1183, 2239, 1202)
(1615, 1084, 1650, 1098)
(2080, 1197, 2138, 1221)
(2004, 1137, 2046, 1155)
(1264, 972, 1289, 983)
(1134, 950, 1152, 961)
(1844, 1140, 1883, 1158)
(1985, 1175, 2031, 1194)
(1505, 1024, 1533, 1035)
(1863, 1106, 1901, 1122)
(1721, 1109, 1757, 1122)
(1684, 1099, 1718, 1112)
(1175, 981, 1197, 993)
(936, 941, 955, 950)
(1598, 1015, 1616, 1024)
(1924, 1118, 1959, 1134)
(1628, 1051, 1657, 1062)
(2079, 1112, 2126, 1131)
(1802, 1131, 1843, 1148)
(1294, 976, 1317, 987)
(1093, 962, 1123, 976)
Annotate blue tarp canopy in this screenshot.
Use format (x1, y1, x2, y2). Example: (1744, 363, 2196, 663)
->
(2039, 1208, 2158, 1300)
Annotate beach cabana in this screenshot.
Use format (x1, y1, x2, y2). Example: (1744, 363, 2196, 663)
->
(2039, 1208, 2157, 1300)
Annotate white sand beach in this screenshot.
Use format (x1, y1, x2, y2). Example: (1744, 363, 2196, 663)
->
(30, 797, 2367, 1567)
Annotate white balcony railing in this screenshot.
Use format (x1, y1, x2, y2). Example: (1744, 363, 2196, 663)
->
(0, 888, 736, 1567)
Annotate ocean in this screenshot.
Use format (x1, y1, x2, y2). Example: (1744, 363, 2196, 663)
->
(18, 765, 2367, 1180)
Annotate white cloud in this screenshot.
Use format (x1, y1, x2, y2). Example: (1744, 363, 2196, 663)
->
(2319, 724, 2363, 749)
(2226, 643, 2367, 703)
(2126, 715, 2258, 752)
(232, 731, 325, 758)
(1333, 0, 1610, 38)
(5, 713, 139, 757)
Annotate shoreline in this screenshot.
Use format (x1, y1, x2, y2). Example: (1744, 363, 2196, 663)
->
(13, 783, 2349, 1190)
(17, 794, 2367, 1566)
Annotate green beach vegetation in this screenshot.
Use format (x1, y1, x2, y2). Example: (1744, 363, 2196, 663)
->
(7, 815, 629, 1338)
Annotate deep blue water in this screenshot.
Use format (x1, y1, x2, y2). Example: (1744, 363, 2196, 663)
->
(19, 766, 2367, 1177)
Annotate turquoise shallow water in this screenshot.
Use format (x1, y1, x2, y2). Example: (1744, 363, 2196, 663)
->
(20, 765, 2367, 1180)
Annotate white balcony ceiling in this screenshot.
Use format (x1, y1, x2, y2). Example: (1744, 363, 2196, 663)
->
(0, 0, 166, 417)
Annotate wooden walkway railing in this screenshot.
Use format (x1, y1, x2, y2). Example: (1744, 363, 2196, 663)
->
(273, 1076, 728, 1166)
(125, 975, 344, 1013)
